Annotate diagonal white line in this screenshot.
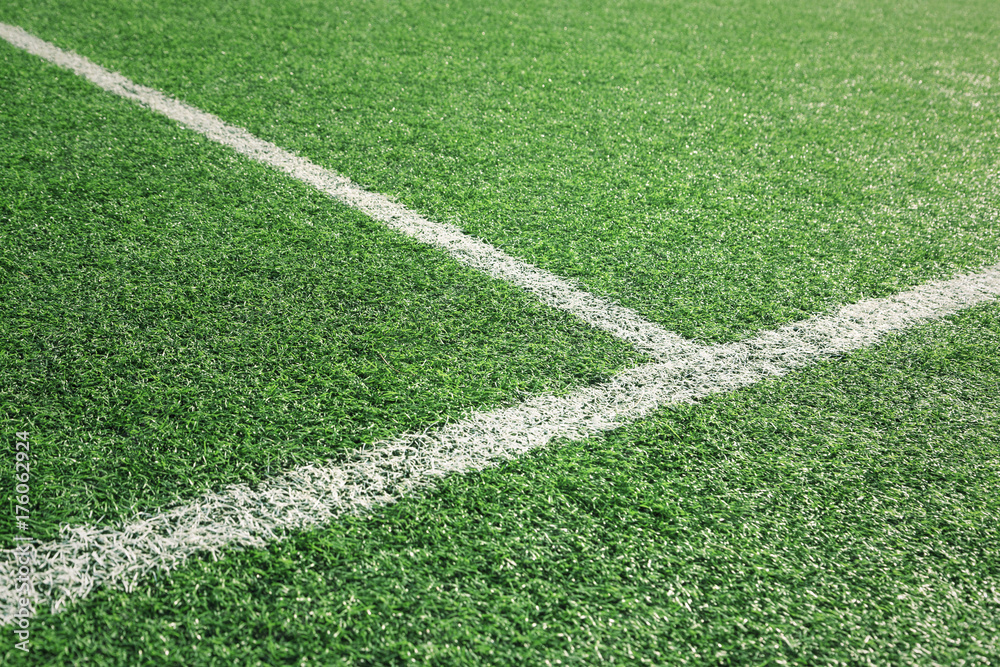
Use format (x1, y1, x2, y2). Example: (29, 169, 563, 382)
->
(2, 264, 999, 622)
(0, 21, 699, 362)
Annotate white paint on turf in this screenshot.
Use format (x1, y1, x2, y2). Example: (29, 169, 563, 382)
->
(2, 263, 999, 622)
(0, 21, 700, 362)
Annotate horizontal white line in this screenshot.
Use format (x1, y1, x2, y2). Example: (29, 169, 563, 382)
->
(2, 263, 998, 622)
(0, 21, 699, 362)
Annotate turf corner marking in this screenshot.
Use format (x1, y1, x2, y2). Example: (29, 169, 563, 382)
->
(2, 263, 999, 623)
(0, 21, 698, 362)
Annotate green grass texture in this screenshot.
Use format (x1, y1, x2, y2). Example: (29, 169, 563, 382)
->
(0, 43, 642, 539)
(10, 303, 1000, 665)
(1, 0, 998, 341)
(2, 2, 999, 663)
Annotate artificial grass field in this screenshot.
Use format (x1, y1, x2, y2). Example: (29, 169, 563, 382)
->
(2, 0, 1000, 664)
(2, 0, 998, 340)
(0, 43, 641, 540)
(9, 305, 1000, 665)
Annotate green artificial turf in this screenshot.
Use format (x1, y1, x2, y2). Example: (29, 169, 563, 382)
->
(2, 0, 998, 341)
(10, 303, 999, 665)
(2, 2, 999, 663)
(0, 44, 642, 541)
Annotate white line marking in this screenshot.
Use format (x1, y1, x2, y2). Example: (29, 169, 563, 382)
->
(2, 264, 999, 621)
(0, 21, 698, 361)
